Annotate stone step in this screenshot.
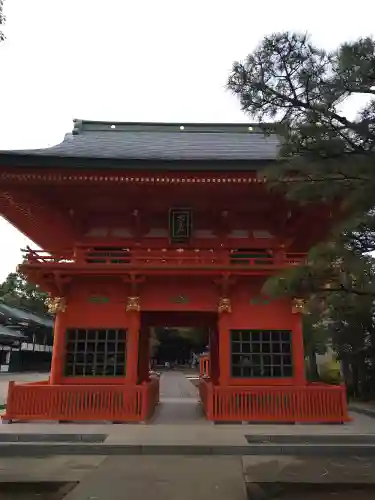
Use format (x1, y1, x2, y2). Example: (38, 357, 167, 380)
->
(0, 433, 108, 443)
(2, 442, 375, 457)
(245, 434, 375, 444)
(63, 456, 247, 500)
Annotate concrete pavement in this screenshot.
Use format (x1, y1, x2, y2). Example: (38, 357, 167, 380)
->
(152, 371, 208, 424)
(0, 455, 106, 483)
(1, 411, 375, 438)
(159, 370, 198, 399)
(1, 455, 375, 500)
(63, 456, 247, 500)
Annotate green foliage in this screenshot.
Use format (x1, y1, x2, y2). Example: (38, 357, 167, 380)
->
(302, 315, 329, 381)
(263, 240, 375, 307)
(319, 361, 343, 385)
(228, 32, 375, 211)
(303, 315, 328, 356)
(0, 270, 48, 315)
(149, 328, 160, 357)
(152, 327, 207, 363)
(228, 32, 375, 397)
(228, 31, 375, 300)
(159, 327, 207, 347)
(0, 1, 5, 42)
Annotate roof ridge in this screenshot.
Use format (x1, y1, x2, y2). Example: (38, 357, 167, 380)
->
(72, 120, 274, 136)
(73, 119, 271, 126)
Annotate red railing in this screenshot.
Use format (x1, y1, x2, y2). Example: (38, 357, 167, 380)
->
(3, 378, 159, 423)
(24, 247, 74, 263)
(145, 376, 160, 414)
(199, 355, 210, 377)
(22, 247, 306, 271)
(198, 376, 212, 417)
(198, 380, 349, 423)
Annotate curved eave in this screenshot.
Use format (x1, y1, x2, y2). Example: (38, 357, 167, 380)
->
(0, 154, 280, 171)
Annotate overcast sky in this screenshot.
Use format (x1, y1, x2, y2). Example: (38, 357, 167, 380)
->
(0, 0, 374, 281)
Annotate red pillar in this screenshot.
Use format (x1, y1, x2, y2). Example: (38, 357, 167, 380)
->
(138, 327, 150, 383)
(209, 327, 219, 384)
(292, 313, 306, 385)
(217, 309, 231, 385)
(50, 310, 67, 385)
(126, 310, 141, 384)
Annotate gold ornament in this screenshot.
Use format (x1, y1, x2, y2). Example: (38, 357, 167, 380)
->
(45, 296, 67, 314)
(292, 298, 306, 314)
(126, 296, 141, 312)
(218, 297, 231, 314)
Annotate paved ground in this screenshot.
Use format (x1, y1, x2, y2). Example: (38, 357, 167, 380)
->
(243, 456, 375, 500)
(0, 483, 76, 500)
(64, 456, 247, 500)
(159, 371, 198, 399)
(0, 456, 106, 483)
(153, 371, 207, 424)
(242, 455, 375, 483)
(1, 455, 375, 499)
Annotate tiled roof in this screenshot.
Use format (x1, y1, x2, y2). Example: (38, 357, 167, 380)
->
(0, 120, 280, 162)
(0, 303, 53, 328)
(0, 324, 28, 343)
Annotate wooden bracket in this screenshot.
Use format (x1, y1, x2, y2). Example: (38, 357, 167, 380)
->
(53, 272, 71, 296)
(213, 273, 236, 296)
(120, 273, 146, 294)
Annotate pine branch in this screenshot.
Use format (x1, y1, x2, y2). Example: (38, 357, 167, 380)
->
(314, 286, 375, 297)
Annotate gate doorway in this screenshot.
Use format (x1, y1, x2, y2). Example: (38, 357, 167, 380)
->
(140, 311, 217, 424)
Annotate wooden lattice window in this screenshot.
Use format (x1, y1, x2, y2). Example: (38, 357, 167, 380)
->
(230, 330, 293, 378)
(65, 328, 126, 377)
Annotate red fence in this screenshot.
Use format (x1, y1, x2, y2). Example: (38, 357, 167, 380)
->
(199, 355, 210, 377)
(22, 247, 306, 272)
(3, 378, 159, 423)
(198, 380, 349, 423)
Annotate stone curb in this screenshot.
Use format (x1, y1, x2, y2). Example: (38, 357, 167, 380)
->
(1, 433, 374, 444)
(0, 433, 108, 443)
(2, 443, 375, 456)
(245, 434, 375, 444)
(350, 406, 375, 419)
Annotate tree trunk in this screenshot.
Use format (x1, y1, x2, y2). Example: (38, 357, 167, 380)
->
(340, 356, 352, 400)
(351, 356, 360, 399)
(357, 351, 368, 400)
(307, 344, 320, 381)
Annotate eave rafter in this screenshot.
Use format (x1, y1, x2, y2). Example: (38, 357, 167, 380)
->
(0, 171, 267, 185)
(0, 189, 76, 250)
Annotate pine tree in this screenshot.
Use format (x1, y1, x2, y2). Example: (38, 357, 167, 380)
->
(0, 270, 48, 315)
(228, 33, 375, 396)
(0, 1, 5, 42)
(228, 32, 375, 300)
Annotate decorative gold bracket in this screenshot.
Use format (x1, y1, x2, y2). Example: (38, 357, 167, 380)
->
(218, 297, 231, 314)
(292, 298, 307, 314)
(126, 296, 141, 312)
(45, 296, 67, 314)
